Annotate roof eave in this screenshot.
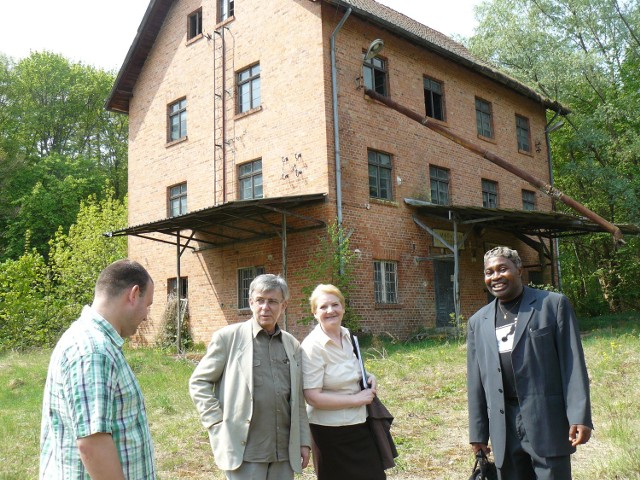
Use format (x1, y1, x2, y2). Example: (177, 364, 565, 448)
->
(324, 0, 570, 115)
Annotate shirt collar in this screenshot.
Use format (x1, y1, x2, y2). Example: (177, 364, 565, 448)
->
(81, 305, 125, 349)
(250, 316, 281, 338)
(315, 324, 349, 347)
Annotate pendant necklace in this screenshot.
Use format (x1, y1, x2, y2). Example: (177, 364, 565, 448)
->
(498, 297, 522, 321)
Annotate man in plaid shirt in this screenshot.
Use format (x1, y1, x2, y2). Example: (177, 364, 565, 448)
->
(40, 259, 156, 479)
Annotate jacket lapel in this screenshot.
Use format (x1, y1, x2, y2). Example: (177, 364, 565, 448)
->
(482, 300, 500, 361)
(512, 286, 535, 349)
(239, 320, 254, 395)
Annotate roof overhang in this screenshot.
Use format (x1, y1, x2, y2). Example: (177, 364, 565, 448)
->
(107, 0, 569, 115)
(325, 0, 570, 115)
(405, 198, 640, 239)
(105, 194, 328, 250)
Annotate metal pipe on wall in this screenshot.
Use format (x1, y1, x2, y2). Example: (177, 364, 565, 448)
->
(363, 88, 624, 246)
(330, 7, 352, 275)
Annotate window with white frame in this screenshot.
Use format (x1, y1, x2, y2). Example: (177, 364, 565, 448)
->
(482, 179, 498, 208)
(374, 260, 398, 304)
(237, 64, 261, 113)
(363, 56, 388, 96)
(238, 266, 265, 309)
(219, 0, 234, 22)
(168, 98, 187, 142)
(368, 150, 392, 200)
(239, 159, 263, 199)
(168, 183, 187, 217)
(188, 8, 202, 40)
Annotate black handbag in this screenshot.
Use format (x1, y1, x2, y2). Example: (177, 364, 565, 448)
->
(469, 450, 498, 480)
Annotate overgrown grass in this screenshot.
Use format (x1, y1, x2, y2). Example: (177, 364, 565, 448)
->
(1, 313, 638, 479)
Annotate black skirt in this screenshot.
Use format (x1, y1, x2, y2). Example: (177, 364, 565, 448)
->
(310, 422, 386, 480)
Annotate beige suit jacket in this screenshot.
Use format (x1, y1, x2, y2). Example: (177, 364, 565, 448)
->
(189, 318, 311, 472)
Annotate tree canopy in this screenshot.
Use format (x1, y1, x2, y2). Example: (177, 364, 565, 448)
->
(469, 0, 640, 312)
(0, 52, 128, 261)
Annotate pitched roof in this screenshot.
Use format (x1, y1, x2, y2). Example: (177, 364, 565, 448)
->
(106, 0, 568, 114)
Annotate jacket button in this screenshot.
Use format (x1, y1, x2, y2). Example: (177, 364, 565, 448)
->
(500, 409, 505, 414)
(498, 389, 503, 393)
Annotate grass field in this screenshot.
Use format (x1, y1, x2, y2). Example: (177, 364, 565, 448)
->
(1, 313, 639, 479)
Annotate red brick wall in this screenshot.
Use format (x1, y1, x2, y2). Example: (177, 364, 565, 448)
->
(126, 0, 554, 344)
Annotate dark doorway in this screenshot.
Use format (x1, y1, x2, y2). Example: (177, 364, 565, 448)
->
(434, 260, 455, 328)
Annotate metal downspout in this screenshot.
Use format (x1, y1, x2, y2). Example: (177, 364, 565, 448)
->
(545, 114, 563, 290)
(331, 7, 352, 273)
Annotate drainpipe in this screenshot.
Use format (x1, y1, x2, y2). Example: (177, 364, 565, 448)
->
(331, 7, 352, 273)
(545, 113, 563, 290)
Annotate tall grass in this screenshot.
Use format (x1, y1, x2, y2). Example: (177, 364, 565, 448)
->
(0, 313, 638, 479)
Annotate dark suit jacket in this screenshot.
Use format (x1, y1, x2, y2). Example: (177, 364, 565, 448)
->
(467, 286, 592, 467)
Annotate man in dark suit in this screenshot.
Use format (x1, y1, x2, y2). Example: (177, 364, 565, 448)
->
(467, 246, 592, 480)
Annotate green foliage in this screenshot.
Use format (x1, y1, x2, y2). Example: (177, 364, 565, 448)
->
(469, 0, 640, 312)
(299, 221, 361, 331)
(0, 192, 127, 351)
(0, 51, 128, 261)
(47, 191, 127, 333)
(156, 293, 193, 352)
(0, 250, 55, 350)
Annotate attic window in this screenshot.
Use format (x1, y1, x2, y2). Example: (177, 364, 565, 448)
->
(220, 0, 234, 22)
(188, 8, 202, 40)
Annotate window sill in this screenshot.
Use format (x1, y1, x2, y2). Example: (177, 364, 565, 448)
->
(235, 105, 263, 120)
(518, 148, 533, 157)
(186, 33, 204, 46)
(375, 303, 402, 310)
(215, 16, 235, 29)
(369, 198, 399, 207)
(426, 116, 448, 127)
(477, 134, 496, 144)
(166, 136, 188, 148)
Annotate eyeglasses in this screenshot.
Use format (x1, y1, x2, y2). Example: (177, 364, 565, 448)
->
(252, 297, 283, 307)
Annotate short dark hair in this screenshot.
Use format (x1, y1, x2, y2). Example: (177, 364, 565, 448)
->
(95, 259, 153, 298)
(249, 274, 290, 301)
(484, 246, 522, 269)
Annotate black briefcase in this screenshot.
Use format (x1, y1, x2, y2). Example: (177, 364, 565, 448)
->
(469, 451, 498, 480)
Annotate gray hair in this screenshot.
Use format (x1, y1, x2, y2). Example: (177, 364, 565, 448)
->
(484, 246, 522, 269)
(249, 274, 290, 301)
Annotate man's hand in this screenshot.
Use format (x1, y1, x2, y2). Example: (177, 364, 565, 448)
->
(569, 424, 592, 447)
(471, 442, 491, 456)
(300, 446, 311, 469)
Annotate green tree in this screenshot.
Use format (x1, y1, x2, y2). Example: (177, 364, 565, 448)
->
(0, 191, 127, 350)
(0, 51, 128, 261)
(0, 250, 53, 350)
(48, 191, 128, 325)
(469, 0, 640, 312)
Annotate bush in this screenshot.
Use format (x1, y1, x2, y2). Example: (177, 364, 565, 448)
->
(157, 293, 193, 351)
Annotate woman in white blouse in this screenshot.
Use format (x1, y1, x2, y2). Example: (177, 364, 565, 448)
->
(301, 284, 385, 480)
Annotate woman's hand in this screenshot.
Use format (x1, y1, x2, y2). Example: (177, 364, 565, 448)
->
(366, 374, 378, 394)
(354, 387, 376, 406)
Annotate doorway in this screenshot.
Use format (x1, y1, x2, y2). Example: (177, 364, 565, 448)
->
(434, 260, 455, 328)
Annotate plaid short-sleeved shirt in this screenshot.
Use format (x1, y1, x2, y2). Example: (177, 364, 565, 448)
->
(39, 306, 156, 479)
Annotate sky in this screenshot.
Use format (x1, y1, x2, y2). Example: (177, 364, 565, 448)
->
(0, 0, 480, 72)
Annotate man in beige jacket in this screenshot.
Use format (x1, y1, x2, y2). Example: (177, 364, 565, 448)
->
(189, 274, 311, 480)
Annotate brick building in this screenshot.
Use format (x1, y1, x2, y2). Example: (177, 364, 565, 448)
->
(107, 0, 578, 344)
